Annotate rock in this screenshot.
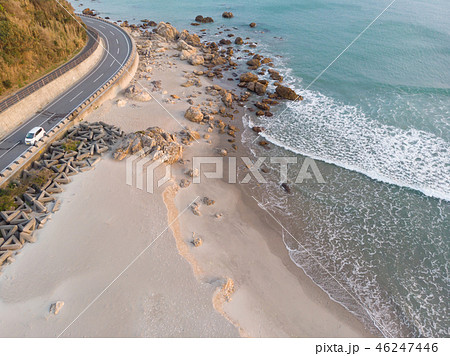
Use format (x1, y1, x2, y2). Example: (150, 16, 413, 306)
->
(179, 30, 202, 47)
(50, 301, 64, 315)
(221, 278, 235, 302)
(113, 127, 182, 164)
(192, 233, 203, 247)
(246, 58, 261, 68)
(215, 213, 223, 219)
(180, 179, 191, 188)
(281, 183, 291, 194)
(195, 15, 214, 23)
(155, 22, 179, 41)
(191, 203, 202, 216)
(219, 39, 232, 45)
(259, 140, 269, 146)
(255, 102, 270, 111)
(234, 37, 244, 45)
(203, 197, 215, 206)
(268, 69, 283, 81)
(117, 99, 127, 107)
(184, 106, 204, 123)
(82, 8, 96, 16)
(222, 12, 234, 18)
(188, 55, 205, 66)
(275, 85, 302, 101)
(124, 85, 152, 102)
(240, 72, 258, 83)
(221, 91, 233, 107)
(218, 148, 228, 157)
(249, 22, 256, 28)
(186, 168, 199, 178)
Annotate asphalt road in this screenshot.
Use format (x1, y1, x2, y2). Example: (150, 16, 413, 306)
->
(0, 16, 132, 174)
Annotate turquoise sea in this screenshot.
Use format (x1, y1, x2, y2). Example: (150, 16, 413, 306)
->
(71, 0, 449, 337)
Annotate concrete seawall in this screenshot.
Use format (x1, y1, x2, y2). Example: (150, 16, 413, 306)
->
(0, 38, 105, 139)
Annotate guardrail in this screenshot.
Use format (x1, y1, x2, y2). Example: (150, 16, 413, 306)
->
(0, 15, 137, 187)
(0, 29, 99, 114)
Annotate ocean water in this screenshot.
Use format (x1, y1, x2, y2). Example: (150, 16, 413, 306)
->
(72, 0, 449, 337)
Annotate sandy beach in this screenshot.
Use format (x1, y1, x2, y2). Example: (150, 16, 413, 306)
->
(0, 21, 377, 337)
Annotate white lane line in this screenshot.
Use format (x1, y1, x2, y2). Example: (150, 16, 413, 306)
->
(69, 90, 84, 103)
(99, 24, 105, 29)
(117, 47, 120, 55)
(110, 60, 115, 67)
(109, 30, 115, 36)
(93, 73, 104, 83)
(115, 38, 119, 45)
(0, 141, 21, 160)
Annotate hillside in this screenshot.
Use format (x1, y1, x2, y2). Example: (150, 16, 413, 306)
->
(0, 0, 87, 98)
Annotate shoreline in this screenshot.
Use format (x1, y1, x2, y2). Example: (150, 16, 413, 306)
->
(0, 18, 377, 337)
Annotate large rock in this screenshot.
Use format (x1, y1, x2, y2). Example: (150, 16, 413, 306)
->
(234, 37, 244, 45)
(179, 30, 201, 47)
(124, 85, 152, 102)
(239, 72, 258, 83)
(155, 22, 179, 41)
(275, 85, 302, 100)
(195, 15, 214, 23)
(222, 12, 234, 18)
(247, 80, 268, 95)
(188, 55, 205, 66)
(184, 106, 204, 122)
(113, 127, 182, 164)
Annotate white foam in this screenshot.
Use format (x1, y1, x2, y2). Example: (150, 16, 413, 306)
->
(257, 89, 450, 201)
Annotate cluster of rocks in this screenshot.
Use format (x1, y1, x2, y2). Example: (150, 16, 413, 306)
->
(82, 8, 96, 16)
(124, 84, 152, 102)
(0, 122, 122, 267)
(194, 15, 214, 24)
(113, 127, 183, 164)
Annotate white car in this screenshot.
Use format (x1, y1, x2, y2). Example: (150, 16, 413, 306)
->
(25, 126, 45, 145)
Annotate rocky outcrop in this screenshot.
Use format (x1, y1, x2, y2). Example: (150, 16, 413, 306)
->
(188, 55, 205, 66)
(239, 72, 258, 83)
(222, 12, 234, 18)
(124, 85, 152, 102)
(195, 15, 214, 23)
(184, 106, 204, 123)
(155, 22, 179, 41)
(247, 80, 268, 95)
(234, 37, 244, 45)
(179, 30, 201, 47)
(249, 22, 256, 28)
(275, 85, 302, 101)
(113, 127, 182, 164)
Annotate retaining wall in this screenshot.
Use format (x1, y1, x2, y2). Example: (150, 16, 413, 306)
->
(0, 31, 104, 139)
(0, 17, 138, 189)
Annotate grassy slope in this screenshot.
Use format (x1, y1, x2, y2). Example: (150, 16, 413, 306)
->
(0, 0, 87, 98)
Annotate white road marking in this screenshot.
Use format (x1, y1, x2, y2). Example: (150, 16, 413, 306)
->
(93, 73, 104, 83)
(69, 90, 84, 102)
(110, 60, 115, 67)
(117, 47, 120, 55)
(109, 30, 115, 36)
(0, 141, 21, 160)
(116, 38, 119, 45)
(99, 24, 105, 29)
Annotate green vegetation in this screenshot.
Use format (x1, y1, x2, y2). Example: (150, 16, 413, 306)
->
(0, 0, 87, 97)
(0, 168, 53, 210)
(62, 139, 80, 152)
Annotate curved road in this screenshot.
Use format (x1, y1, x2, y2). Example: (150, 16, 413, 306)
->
(0, 16, 132, 173)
